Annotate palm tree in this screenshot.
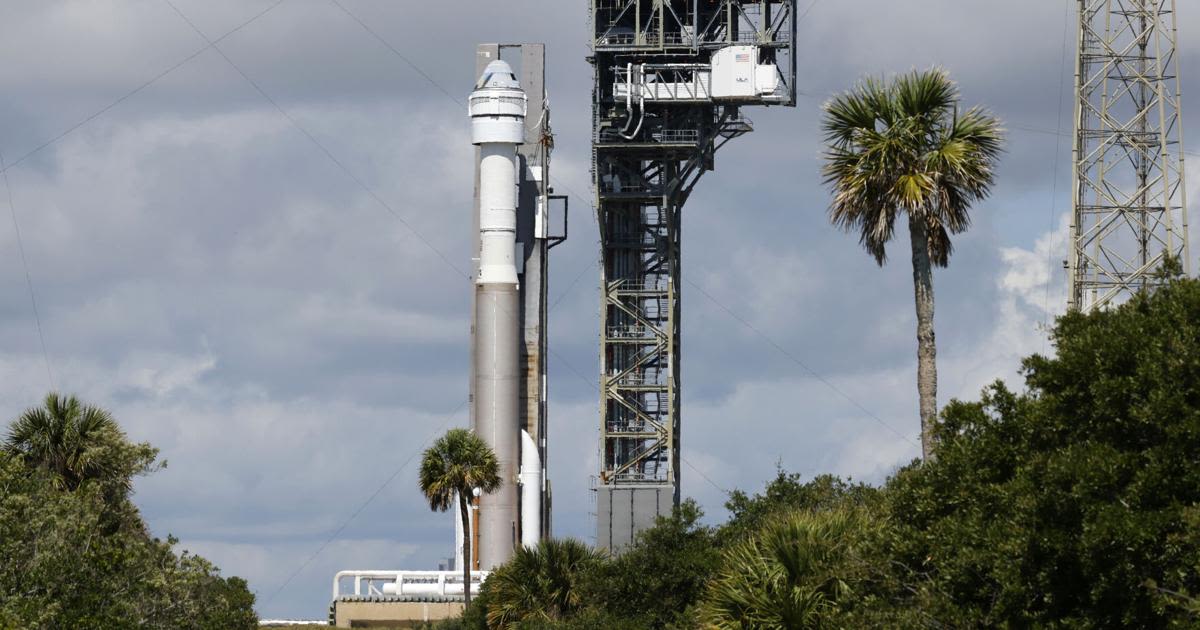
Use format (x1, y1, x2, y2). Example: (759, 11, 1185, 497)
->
(485, 538, 603, 629)
(418, 428, 501, 609)
(821, 69, 1004, 459)
(4, 393, 153, 494)
(698, 509, 869, 629)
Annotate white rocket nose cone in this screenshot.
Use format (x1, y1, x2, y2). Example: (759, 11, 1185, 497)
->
(476, 60, 521, 89)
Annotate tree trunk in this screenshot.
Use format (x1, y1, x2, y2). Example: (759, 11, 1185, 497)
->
(459, 492, 472, 609)
(908, 215, 939, 460)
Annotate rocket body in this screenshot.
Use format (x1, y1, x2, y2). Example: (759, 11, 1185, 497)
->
(469, 60, 530, 570)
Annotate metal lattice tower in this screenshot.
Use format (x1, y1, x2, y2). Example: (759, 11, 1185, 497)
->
(1068, 0, 1190, 310)
(589, 0, 796, 550)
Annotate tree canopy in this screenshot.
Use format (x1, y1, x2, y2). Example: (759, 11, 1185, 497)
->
(0, 397, 256, 630)
(432, 276, 1200, 630)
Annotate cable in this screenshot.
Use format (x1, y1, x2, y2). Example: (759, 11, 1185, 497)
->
(547, 260, 597, 314)
(159, 0, 471, 281)
(0, 150, 54, 391)
(262, 398, 468, 605)
(682, 457, 729, 496)
(325, 0, 462, 106)
(322, 0, 922, 485)
(545, 346, 729, 498)
(1011, 122, 1199, 159)
(148, 2, 482, 605)
(1041, 0, 1073, 352)
(321, 0, 600, 219)
(796, 0, 822, 24)
(0, 0, 289, 176)
(800, 88, 1200, 160)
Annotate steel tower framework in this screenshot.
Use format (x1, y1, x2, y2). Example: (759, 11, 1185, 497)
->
(1068, 0, 1189, 310)
(589, 0, 796, 550)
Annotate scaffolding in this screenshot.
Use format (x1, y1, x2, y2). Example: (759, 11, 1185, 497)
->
(590, 0, 796, 551)
(1068, 0, 1190, 310)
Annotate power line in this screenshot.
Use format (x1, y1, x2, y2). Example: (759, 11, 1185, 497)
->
(262, 398, 467, 605)
(798, 89, 1199, 160)
(159, 0, 471, 281)
(796, 0, 822, 24)
(1011, 122, 1199, 159)
(545, 346, 729, 498)
(0, 150, 54, 391)
(0, 0, 289, 176)
(1041, 0, 1073, 351)
(325, 0, 462, 106)
(320, 0, 602, 217)
(326, 0, 918, 481)
(684, 277, 921, 449)
(548, 260, 596, 313)
(682, 457, 729, 496)
(138, 1, 605, 598)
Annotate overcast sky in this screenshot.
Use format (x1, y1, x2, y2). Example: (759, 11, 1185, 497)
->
(1, 0, 1197, 620)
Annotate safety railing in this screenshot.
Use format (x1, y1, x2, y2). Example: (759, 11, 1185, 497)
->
(332, 571, 489, 602)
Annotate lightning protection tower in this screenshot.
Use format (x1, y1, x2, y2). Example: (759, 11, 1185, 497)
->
(1068, 0, 1190, 311)
(589, 0, 796, 551)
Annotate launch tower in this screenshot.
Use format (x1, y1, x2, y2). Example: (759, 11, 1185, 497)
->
(1068, 0, 1189, 310)
(589, 0, 796, 550)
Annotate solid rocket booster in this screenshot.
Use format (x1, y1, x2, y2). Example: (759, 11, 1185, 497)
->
(469, 60, 527, 570)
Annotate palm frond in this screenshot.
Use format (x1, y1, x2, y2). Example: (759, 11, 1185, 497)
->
(4, 393, 144, 493)
(418, 428, 501, 513)
(485, 538, 602, 629)
(699, 509, 872, 629)
(820, 68, 1004, 267)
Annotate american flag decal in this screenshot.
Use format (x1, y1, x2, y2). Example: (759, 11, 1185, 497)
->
(735, 53, 751, 62)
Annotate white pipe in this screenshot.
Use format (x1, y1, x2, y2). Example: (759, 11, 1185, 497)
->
(453, 493, 470, 571)
(628, 62, 638, 134)
(332, 570, 490, 600)
(519, 429, 542, 548)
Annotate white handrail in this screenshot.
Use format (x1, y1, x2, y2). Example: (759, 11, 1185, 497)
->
(332, 570, 490, 601)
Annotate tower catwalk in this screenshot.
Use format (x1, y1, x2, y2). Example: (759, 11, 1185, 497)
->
(589, 0, 796, 550)
(1068, 0, 1190, 310)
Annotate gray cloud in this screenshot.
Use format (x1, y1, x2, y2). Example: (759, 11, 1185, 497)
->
(0, 0, 1196, 618)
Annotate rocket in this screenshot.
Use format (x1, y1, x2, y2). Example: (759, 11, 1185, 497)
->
(464, 59, 543, 570)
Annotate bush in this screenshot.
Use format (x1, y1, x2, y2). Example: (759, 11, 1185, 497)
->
(699, 508, 875, 629)
(578, 500, 721, 629)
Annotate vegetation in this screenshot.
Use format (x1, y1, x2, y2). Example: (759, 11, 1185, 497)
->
(821, 68, 1004, 459)
(484, 539, 603, 628)
(419, 428, 502, 609)
(432, 275, 1200, 629)
(699, 508, 872, 628)
(578, 500, 721, 628)
(873, 274, 1200, 627)
(0, 394, 256, 630)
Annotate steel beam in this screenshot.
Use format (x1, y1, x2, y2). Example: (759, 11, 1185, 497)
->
(589, 0, 795, 551)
